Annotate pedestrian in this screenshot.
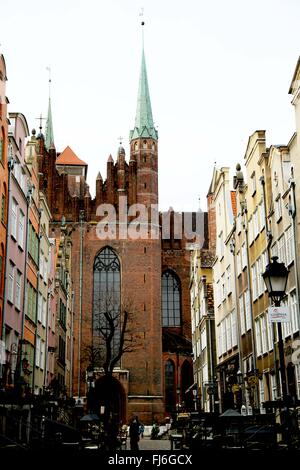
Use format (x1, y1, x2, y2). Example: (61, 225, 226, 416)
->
(139, 422, 144, 439)
(129, 415, 140, 451)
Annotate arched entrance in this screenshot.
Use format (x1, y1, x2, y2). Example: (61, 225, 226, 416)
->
(94, 376, 126, 425)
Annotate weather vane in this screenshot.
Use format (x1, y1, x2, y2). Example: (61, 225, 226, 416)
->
(46, 66, 51, 97)
(139, 7, 145, 46)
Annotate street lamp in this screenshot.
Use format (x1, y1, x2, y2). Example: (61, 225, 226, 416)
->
(262, 256, 290, 444)
(262, 256, 289, 307)
(236, 370, 243, 386)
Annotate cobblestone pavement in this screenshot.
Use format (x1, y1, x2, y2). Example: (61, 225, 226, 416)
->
(126, 437, 171, 451)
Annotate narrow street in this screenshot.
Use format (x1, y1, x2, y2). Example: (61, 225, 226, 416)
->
(127, 437, 171, 451)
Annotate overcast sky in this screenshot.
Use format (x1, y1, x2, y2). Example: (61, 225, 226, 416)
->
(1, 0, 300, 211)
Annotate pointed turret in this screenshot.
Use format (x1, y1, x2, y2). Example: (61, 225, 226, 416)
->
(130, 47, 158, 141)
(45, 97, 55, 150)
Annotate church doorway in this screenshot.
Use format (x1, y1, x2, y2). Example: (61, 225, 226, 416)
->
(94, 376, 126, 425)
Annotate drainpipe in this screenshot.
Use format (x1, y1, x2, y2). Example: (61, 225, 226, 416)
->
(78, 210, 84, 397)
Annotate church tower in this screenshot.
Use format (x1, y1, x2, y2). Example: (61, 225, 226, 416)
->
(130, 40, 158, 208)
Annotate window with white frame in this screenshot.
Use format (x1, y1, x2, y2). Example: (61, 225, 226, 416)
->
(278, 235, 286, 265)
(8, 262, 14, 303)
(40, 340, 45, 370)
(37, 293, 42, 323)
(11, 199, 17, 239)
(18, 210, 25, 249)
(226, 315, 232, 350)
(242, 243, 247, 270)
(239, 295, 246, 335)
(236, 213, 242, 235)
(36, 336, 41, 367)
(261, 315, 268, 354)
(255, 319, 262, 356)
(219, 232, 224, 259)
(201, 328, 207, 350)
(251, 264, 258, 300)
(226, 265, 232, 296)
(258, 201, 265, 232)
(289, 291, 299, 334)
(236, 251, 242, 276)
(259, 378, 265, 404)
(281, 298, 292, 338)
(221, 321, 226, 355)
(43, 257, 48, 281)
(257, 257, 264, 296)
(15, 271, 21, 310)
(231, 310, 237, 347)
(285, 226, 294, 266)
(245, 289, 252, 331)
(221, 273, 226, 300)
(42, 297, 47, 327)
(217, 325, 222, 357)
(267, 312, 274, 351)
(253, 210, 259, 239)
(216, 280, 221, 307)
(195, 306, 199, 327)
(270, 374, 278, 400)
(275, 196, 282, 222)
(248, 217, 254, 245)
(39, 254, 44, 279)
(271, 242, 278, 259)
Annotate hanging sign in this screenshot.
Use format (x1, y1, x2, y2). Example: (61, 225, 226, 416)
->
(268, 306, 290, 323)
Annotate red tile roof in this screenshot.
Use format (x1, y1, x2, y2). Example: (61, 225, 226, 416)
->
(56, 146, 87, 166)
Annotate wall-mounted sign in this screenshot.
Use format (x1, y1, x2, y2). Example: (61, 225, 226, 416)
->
(268, 306, 290, 323)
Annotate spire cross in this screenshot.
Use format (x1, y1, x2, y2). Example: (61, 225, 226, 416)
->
(118, 136, 123, 146)
(35, 113, 46, 131)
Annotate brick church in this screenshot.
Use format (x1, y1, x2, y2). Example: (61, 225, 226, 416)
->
(37, 41, 199, 424)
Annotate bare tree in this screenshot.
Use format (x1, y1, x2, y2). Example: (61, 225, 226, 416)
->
(82, 294, 142, 449)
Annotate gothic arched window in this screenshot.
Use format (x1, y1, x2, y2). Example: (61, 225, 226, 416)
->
(93, 247, 121, 361)
(162, 271, 181, 327)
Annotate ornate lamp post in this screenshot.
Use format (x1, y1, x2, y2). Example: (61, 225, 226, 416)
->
(262, 256, 290, 445)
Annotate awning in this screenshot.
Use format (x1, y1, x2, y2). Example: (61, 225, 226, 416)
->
(185, 382, 197, 394)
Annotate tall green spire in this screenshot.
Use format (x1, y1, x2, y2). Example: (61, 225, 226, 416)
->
(130, 47, 158, 141)
(45, 97, 55, 150)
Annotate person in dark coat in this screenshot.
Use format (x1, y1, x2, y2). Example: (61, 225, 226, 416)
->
(129, 415, 140, 451)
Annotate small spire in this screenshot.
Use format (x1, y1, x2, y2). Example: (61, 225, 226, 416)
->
(107, 154, 114, 163)
(96, 171, 103, 180)
(45, 66, 55, 150)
